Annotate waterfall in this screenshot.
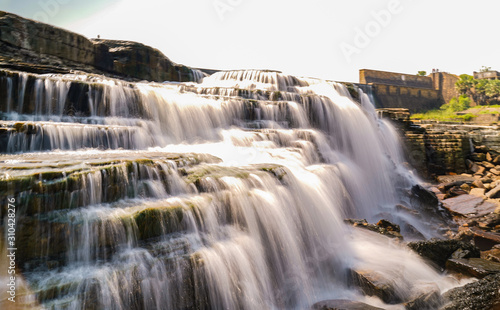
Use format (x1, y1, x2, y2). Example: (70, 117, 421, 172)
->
(0, 68, 461, 309)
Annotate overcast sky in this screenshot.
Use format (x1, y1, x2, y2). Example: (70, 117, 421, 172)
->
(1, 0, 498, 82)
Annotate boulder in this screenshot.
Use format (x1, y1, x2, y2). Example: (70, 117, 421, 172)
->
(348, 269, 401, 303)
(436, 175, 475, 185)
(445, 258, 500, 278)
(459, 183, 471, 192)
(493, 155, 500, 164)
(441, 194, 496, 217)
(469, 162, 480, 174)
(470, 227, 500, 250)
(404, 283, 442, 310)
(481, 247, 500, 262)
(450, 247, 477, 260)
(437, 180, 471, 193)
(440, 273, 500, 310)
(344, 219, 403, 239)
(490, 168, 500, 176)
(475, 165, 486, 175)
(401, 222, 426, 240)
(407, 239, 480, 269)
(486, 184, 500, 198)
(448, 186, 467, 197)
(483, 162, 495, 169)
(311, 299, 384, 310)
(469, 188, 486, 197)
(376, 219, 401, 232)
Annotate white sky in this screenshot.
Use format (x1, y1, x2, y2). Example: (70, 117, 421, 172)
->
(2, 0, 499, 82)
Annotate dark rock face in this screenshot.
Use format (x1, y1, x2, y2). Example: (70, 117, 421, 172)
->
(311, 299, 384, 310)
(440, 273, 500, 310)
(348, 269, 401, 304)
(344, 219, 403, 239)
(445, 258, 500, 278)
(91, 39, 194, 82)
(407, 239, 480, 269)
(404, 283, 442, 310)
(0, 11, 197, 82)
(470, 227, 500, 251)
(0, 11, 101, 67)
(411, 184, 439, 207)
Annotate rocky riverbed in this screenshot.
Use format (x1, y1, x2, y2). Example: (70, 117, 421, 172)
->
(368, 109, 500, 310)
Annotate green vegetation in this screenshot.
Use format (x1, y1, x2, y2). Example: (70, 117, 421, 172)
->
(472, 104, 500, 109)
(455, 73, 500, 105)
(417, 71, 427, 76)
(411, 95, 473, 122)
(441, 95, 471, 112)
(411, 110, 458, 122)
(480, 66, 492, 72)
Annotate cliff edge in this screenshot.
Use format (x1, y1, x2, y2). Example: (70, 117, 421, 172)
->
(0, 11, 199, 82)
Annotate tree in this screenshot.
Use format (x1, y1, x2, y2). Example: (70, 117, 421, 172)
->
(455, 74, 476, 97)
(480, 66, 492, 72)
(417, 71, 427, 76)
(455, 74, 500, 105)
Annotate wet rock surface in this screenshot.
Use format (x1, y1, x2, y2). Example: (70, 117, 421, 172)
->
(445, 257, 500, 278)
(404, 283, 442, 310)
(344, 219, 403, 239)
(440, 273, 500, 310)
(348, 269, 401, 304)
(407, 239, 480, 269)
(311, 299, 384, 310)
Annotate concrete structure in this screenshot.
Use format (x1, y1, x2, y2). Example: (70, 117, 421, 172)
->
(474, 71, 500, 80)
(359, 69, 459, 112)
(360, 69, 433, 89)
(430, 72, 460, 105)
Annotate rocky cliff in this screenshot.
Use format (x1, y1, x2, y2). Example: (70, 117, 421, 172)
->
(0, 11, 201, 82)
(378, 109, 472, 178)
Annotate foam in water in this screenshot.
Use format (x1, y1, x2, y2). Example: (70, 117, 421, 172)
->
(0, 68, 463, 309)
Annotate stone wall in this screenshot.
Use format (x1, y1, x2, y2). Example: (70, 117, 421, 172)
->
(430, 72, 460, 105)
(371, 84, 442, 112)
(360, 69, 433, 88)
(360, 70, 461, 112)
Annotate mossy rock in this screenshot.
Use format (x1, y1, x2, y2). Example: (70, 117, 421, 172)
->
(133, 206, 184, 240)
(183, 165, 250, 184)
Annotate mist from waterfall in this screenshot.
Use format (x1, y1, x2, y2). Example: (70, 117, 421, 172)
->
(0, 68, 463, 309)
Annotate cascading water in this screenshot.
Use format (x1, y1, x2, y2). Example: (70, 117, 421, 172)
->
(0, 68, 462, 309)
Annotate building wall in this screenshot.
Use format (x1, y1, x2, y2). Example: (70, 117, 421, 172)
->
(360, 69, 433, 89)
(430, 72, 459, 104)
(359, 69, 460, 112)
(474, 71, 500, 80)
(371, 84, 442, 112)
